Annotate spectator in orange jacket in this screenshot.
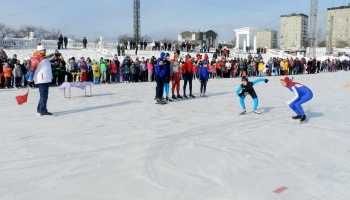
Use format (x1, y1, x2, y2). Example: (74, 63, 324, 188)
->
(3, 63, 12, 88)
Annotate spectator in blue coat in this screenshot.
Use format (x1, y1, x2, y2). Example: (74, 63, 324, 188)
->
(154, 52, 167, 104)
(199, 61, 210, 97)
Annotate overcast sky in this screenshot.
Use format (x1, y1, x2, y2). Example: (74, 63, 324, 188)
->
(1, 0, 349, 41)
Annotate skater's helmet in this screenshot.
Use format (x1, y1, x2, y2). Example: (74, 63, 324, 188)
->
(280, 76, 295, 88)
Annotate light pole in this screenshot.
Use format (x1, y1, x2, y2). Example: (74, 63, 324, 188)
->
(133, 0, 141, 43)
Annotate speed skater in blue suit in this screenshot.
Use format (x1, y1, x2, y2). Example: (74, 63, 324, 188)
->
(280, 76, 313, 122)
(235, 76, 269, 115)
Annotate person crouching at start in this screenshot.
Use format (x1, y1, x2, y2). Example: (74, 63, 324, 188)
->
(235, 76, 269, 115)
(280, 77, 313, 122)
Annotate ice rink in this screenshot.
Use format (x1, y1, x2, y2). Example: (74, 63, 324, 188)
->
(1, 72, 350, 200)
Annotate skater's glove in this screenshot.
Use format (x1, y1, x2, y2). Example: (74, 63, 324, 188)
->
(264, 79, 269, 83)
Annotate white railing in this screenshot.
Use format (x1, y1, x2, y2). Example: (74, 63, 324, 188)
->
(0, 38, 116, 50)
(0, 38, 40, 49)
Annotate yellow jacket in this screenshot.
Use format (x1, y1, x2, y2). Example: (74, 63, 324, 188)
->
(280, 60, 289, 71)
(258, 62, 265, 72)
(92, 63, 100, 77)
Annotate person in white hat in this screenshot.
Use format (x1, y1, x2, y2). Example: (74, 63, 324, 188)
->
(33, 44, 53, 116)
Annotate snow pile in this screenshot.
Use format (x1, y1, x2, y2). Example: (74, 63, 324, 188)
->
(0, 72, 350, 200)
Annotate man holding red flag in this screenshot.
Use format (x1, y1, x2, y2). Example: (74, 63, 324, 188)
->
(32, 44, 53, 116)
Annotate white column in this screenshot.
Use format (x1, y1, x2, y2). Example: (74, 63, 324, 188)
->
(235, 32, 240, 49)
(253, 36, 257, 53)
(243, 39, 247, 52)
(246, 32, 250, 49)
(178, 34, 182, 42)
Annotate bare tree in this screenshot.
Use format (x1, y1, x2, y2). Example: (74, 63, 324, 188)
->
(0, 23, 61, 40)
(0, 23, 14, 39)
(336, 40, 349, 48)
(318, 40, 326, 47)
(0, 23, 6, 39)
(140, 35, 152, 43)
(12, 26, 37, 38)
(161, 38, 176, 43)
(118, 34, 133, 44)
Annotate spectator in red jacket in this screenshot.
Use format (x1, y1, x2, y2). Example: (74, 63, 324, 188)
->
(112, 55, 120, 82)
(109, 59, 118, 83)
(182, 55, 195, 98)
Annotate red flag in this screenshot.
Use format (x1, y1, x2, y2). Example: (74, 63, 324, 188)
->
(16, 90, 29, 105)
(273, 186, 288, 194)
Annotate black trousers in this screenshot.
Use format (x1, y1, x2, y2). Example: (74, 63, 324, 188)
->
(156, 78, 164, 100)
(15, 77, 22, 87)
(4, 78, 11, 88)
(37, 83, 50, 114)
(183, 73, 193, 96)
(200, 80, 207, 94)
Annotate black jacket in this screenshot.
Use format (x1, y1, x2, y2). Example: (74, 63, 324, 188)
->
(239, 82, 258, 98)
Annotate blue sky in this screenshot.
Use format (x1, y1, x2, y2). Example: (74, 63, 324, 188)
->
(1, 0, 349, 41)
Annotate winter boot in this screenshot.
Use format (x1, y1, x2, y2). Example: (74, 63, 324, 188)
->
(300, 115, 307, 122)
(253, 110, 262, 115)
(240, 110, 247, 115)
(292, 115, 302, 120)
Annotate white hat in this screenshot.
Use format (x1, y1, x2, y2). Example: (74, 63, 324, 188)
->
(37, 44, 46, 51)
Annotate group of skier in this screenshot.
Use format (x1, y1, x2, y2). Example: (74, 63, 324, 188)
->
(154, 51, 210, 104)
(153, 50, 314, 122)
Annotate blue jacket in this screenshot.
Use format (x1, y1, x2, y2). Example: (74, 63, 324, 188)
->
(199, 65, 209, 81)
(155, 59, 166, 80)
(155, 52, 168, 80)
(163, 60, 171, 82)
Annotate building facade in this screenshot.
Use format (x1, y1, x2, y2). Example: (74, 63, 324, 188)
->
(280, 13, 309, 50)
(178, 31, 200, 42)
(327, 5, 350, 49)
(256, 29, 278, 49)
(234, 27, 257, 52)
(178, 30, 217, 48)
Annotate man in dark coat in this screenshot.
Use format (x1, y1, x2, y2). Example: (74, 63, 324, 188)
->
(63, 37, 68, 49)
(58, 34, 64, 49)
(82, 37, 88, 49)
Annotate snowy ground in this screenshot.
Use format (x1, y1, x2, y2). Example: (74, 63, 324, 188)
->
(1, 72, 350, 200)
